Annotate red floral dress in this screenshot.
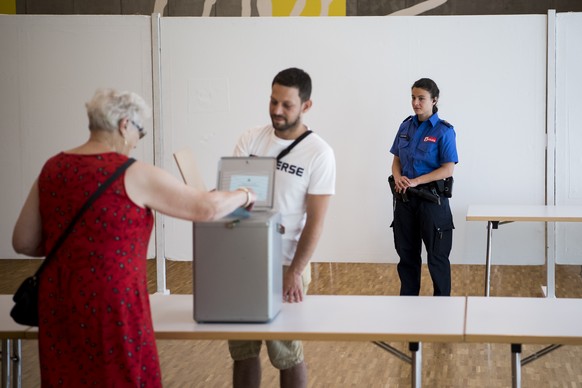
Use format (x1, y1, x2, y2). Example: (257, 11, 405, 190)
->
(37, 152, 162, 387)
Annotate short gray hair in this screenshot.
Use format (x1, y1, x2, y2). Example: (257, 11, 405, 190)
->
(85, 88, 151, 132)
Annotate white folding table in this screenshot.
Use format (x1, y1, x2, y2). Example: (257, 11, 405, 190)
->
(465, 296, 582, 388)
(150, 294, 466, 388)
(466, 205, 582, 297)
(6, 293, 582, 388)
(1, 294, 465, 388)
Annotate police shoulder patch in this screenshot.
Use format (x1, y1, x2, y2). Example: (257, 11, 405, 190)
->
(402, 115, 412, 123)
(440, 119, 453, 128)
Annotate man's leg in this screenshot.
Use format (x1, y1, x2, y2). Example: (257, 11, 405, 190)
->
(233, 357, 261, 388)
(280, 361, 307, 388)
(229, 340, 262, 388)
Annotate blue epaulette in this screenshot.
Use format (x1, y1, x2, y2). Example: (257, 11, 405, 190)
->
(440, 119, 453, 128)
(402, 115, 412, 123)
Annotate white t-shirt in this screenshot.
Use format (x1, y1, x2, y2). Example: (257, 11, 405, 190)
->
(233, 124, 336, 264)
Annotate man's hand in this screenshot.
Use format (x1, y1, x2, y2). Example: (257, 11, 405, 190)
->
(283, 270, 304, 303)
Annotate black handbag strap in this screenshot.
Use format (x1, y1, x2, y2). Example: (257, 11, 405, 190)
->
(276, 130, 312, 161)
(33, 157, 136, 277)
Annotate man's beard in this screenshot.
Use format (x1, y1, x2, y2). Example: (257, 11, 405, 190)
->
(271, 114, 300, 132)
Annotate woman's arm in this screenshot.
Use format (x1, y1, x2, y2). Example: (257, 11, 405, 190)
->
(410, 162, 455, 187)
(392, 158, 454, 191)
(12, 180, 45, 257)
(125, 161, 253, 221)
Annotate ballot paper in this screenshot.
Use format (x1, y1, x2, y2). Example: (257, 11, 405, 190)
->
(217, 157, 276, 211)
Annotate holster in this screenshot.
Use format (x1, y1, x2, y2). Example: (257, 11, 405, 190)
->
(389, 175, 452, 203)
(388, 175, 408, 202)
(408, 186, 440, 205)
(435, 177, 454, 198)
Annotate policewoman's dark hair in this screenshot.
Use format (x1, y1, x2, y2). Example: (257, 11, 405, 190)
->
(412, 78, 439, 114)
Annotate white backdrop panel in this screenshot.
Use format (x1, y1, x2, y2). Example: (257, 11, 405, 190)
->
(0, 15, 155, 258)
(555, 13, 582, 264)
(160, 16, 547, 264)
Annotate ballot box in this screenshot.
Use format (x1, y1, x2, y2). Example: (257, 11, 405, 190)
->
(193, 211, 284, 322)
(191, 156, 283, 322)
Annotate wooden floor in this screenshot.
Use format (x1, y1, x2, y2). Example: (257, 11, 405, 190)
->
(2, 259, 582, 387)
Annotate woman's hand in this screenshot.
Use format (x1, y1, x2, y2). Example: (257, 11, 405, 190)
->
(237, 187, 257, 211)
(395, 175, 416, 192)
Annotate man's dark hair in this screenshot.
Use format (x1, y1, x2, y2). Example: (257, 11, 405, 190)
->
(272, 67, 312, 102)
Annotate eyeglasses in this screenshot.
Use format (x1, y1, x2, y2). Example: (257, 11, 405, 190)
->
(130, 120, 146, 139)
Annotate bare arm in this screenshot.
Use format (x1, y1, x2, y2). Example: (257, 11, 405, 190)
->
(284, 193, 331, 303)
(12, 180, 44, 257)
(412, 162, 454, 185)
(391, 156, 403, 179)
(125, 161, 254, 221)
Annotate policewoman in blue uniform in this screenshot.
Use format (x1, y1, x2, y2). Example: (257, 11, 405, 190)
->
(389, 78, 458, 296)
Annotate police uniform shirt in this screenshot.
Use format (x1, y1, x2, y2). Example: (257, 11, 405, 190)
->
(389, 113, 458, 179)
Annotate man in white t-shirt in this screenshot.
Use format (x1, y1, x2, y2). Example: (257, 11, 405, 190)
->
(229, 68, 336, 388)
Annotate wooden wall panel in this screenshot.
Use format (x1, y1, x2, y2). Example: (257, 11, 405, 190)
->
(16, 0, 582, 16)
(123, 0, 156, 15)
(22, 0, 75, 14)
(73, 0, 121, 15)
(167, 0, 205, 16)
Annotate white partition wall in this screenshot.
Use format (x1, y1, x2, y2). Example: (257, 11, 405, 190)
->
(555, 13, 582, 264)
(0, 15, 155, 258)
(2, 13, 580, 266)
(159, 16, 547, 264)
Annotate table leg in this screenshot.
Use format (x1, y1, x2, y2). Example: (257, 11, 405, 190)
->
(410, 342, 422, 388)
(11, 340, 21, 388)
(2, 339, 11, 388)
(511, 344, 522, 388)
(546, 222, 556, 298)
(372, 341, 412, 363)
(485, 221, 494, 297)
